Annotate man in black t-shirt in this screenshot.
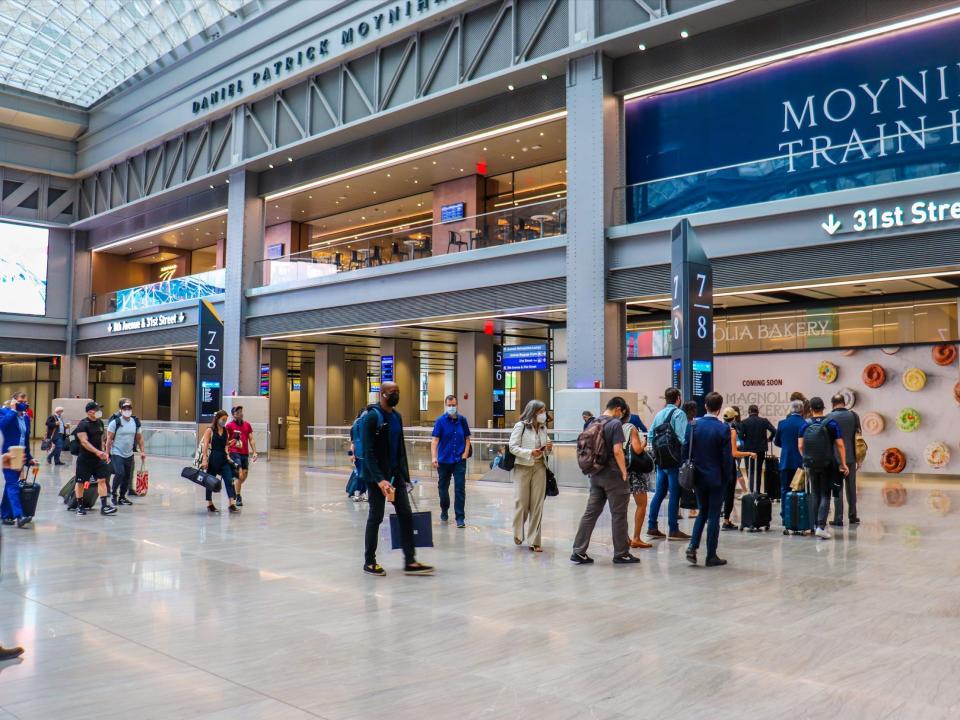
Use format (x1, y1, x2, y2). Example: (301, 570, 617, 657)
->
(74, 401, 117, 516)
(571, 396, 638, 565)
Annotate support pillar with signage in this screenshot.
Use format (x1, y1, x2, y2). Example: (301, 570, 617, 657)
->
(313, 345, 347, 427)
(456, 332, 493, 429)
(196, 300, 224, 424)
(380, 338, 417, 422)
(670, 219, 714, 415)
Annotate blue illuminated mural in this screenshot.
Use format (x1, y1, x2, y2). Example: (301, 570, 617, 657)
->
(116, 268, 225, 312)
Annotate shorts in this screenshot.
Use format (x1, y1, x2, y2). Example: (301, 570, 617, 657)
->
(76, 458, 112, 483)
(230, 453, 249, 470)
(629, 471, 650, 494)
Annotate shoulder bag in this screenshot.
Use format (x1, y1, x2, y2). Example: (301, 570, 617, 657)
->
(501, 423, 524, 472)
(678, 420, 697, 491)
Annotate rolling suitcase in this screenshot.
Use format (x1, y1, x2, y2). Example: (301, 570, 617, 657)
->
(764, 445, 781, 501)
(63, 479, 99, 510)
(783, 469, 815, 535)
(18, 466, 40, 517)
(740, 456, 772, 532)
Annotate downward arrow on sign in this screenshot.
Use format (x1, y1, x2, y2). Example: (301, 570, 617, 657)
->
(821, 213, 842, 235)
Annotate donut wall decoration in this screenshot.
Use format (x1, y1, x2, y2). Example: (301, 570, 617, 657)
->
(881, 448, 907, 474)
(932, 344, 957, 367)
(862, 364, 886, 388)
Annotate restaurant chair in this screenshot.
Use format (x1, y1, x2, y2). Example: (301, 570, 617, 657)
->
(447, 230, 468, 253)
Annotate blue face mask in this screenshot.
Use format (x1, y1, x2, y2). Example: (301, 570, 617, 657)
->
(445, 405, 457, 416)
(15, 402, 28, 413)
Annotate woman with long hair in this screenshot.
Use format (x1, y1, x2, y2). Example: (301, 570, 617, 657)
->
(199, 409, 239, 513)
(621, 405, 652, 549)
(509, 399, 552, 553)
(721, 406, 756, 530)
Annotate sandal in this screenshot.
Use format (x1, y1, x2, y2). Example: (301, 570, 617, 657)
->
(514, 537, 523, 545)
(630, 538, 652, 549)
(530, 545, 543, 553)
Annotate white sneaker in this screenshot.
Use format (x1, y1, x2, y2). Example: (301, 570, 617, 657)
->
(815, 527, 832, 539)
(352, 492, 361, 503)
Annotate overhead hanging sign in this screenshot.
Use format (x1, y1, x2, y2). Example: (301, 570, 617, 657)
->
(191, 0, 454, 115)
(106, 311, 187, 333)
(670, 219, 713, 415)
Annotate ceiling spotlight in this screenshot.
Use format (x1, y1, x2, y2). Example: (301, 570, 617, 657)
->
(638, 43, 646, 50)
(225, 178, 229, 184)
(209, 184, 214, 189)
(268, 163, 274, 168)
(507, 84, 515, 91)
(386, 173, 391, 177)
(287, 157, 293, 162)
(540, 73, 548, 80)
(680, 30, 689, 38)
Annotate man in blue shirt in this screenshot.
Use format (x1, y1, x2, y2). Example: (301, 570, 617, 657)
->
(431, 394, 472, 528)
(0, 392, 36, 527)
(774, 399, 806, 523)
(798, 396, 848, 540)
(646, 387, 690, 541)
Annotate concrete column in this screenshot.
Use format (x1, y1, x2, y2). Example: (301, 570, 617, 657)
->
(300, 361, 314, 438)
(345, 360, 367, 417)
(134, 360, 159, 420)
(223, 168, 264, 397)
(456, 332, 494, 429)
(313, 345, 347, 427)
(62, 231, 91, 398)
(380, 338, 417, 422)
(264, 348, 288, 449)
(564, 52, 625, 390)
(177, 358, 197, 422)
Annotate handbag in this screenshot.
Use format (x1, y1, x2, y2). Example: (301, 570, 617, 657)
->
(389, 484, 433, 549)
(545, 466, 559, 497)
(678, 421, 696, 491)
(135, 459, 149, 497)
(40, 438, 52, 452)
(624, 425, 654, 475)
(790, 467, 805, 492)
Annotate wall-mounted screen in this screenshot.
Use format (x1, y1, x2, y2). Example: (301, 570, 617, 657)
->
(502, 344, 548, 371)
(440, 202, 465, 223)
(0, 222, 48, 316)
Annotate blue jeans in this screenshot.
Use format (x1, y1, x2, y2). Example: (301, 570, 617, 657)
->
(437, 460, 466, 523)
(48, 435, 63, 464)
(1, 467, 23, 520)
(648, 466, 680, 534)
(205, 457, 236, 502)
(780, 467, 799, 522)
(689, 483, 724, 558)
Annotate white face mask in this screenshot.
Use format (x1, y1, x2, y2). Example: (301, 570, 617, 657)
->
(445, 405, 457, 416)
(94, 410, 103, 419)
(121, 409, 133, 418)
(536, 412, 547, 424)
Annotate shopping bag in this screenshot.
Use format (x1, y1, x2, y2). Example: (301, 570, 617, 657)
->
(389, 511, 433, 549)
(135, 461, 149, 496)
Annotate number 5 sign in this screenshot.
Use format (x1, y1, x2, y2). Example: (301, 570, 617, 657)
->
(197, 299, 224, 423)
(670, 219, 714, 414)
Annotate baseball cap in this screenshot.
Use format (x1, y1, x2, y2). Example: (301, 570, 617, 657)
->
(85, 401, 102, 412)
(120, 401, 133, 409)
(722, 407, 737, 421)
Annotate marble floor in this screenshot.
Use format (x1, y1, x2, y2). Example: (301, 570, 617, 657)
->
(1, 456, 959, 719)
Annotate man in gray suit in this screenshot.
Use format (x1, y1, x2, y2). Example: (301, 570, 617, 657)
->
(825, 393, 861, 526)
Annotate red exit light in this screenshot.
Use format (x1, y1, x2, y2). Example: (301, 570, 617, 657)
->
(476, 160, 487, 175)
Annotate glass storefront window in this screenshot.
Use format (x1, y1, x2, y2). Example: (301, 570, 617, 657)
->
(627, 298, 960, 357)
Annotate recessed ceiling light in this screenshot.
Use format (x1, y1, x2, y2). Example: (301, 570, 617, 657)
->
(482, 146, 487, 151)
(680, 30, 689, 38)
(274, 205, 279, 208)
(346, 185, 350, 188)
(638, 43, 647, 51)
(308, 195, 312, 199)
(432, 161, 436, 165)
(540, 73, 547, 80)
(510, 155, 515, 159)
(268, 163, 274, 168)
(386, 173, 391, 177)
(225, 178, 229, 184)
(459, 168, 464, 172)
(209, 184, 214, 189)
(414, 180, 419, 184)
(287, 157, 293, 162)
(373, 190, 377, 194)
(361, 216, 366, 220)
(507, 84, 515, 91)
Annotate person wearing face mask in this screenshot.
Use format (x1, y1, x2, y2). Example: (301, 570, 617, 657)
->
(508, 399, 553, 553)
(431, 394, 472, 528)
(361, 382, 434, 577)
(73, 401, 118, 516)
(571, 396, 639, 565)
(105, 399, 145, 506)
(198, 410, 239, 513)
(0, 392, 37, 527)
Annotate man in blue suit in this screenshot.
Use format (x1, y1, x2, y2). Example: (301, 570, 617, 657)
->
(0, 391, 36, 527)
(774, 399, 806, 523)
(683, 391, 734, 567)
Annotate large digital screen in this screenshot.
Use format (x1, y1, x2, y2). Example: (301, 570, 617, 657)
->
(502, 344, 548, 371)
(0, 223, 48, 316)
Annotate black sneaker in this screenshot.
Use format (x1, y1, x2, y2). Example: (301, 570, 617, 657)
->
(111, 495, 118, 506)
(613, 553, 641, 564)
(1, 518, 14, 526)
(829, 520, 844, 527)
(721, 522, 737, 531)
(686, 548, 698, 565)
(101, 505, 118, 516)
(440, 512, 448, 522)
(404, 562, 435, 575)
(118, 497, 133, 506)
(850, 517, 861, 524)
(76, 505, 87, 516)
(456, 521, 466, 528)
(228, 505, 240, 513)
(570, 552, 594, 565)
(236, 495, 243, 507)
(363, 563, 386, 576)
(15, 516, 32, 528)
(705, 556, 728, 567)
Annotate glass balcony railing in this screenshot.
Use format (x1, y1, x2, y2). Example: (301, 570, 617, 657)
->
(255, 197, 566, 287)
(86, 268, 226, 317)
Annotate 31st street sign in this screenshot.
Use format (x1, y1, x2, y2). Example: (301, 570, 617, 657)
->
(822, 196, 960, 235)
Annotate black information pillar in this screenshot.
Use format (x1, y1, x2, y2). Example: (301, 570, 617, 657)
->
(670, 219, 714, 415)
(197, 300, 224, 424)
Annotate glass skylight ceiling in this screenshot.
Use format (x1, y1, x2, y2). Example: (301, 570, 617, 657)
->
(0, 0, 246, 107)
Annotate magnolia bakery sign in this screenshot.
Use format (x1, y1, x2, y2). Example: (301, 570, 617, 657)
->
(714, 318, 831, 343)
(191, 0, 452, 115)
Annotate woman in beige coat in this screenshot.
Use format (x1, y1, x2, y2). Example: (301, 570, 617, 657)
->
(509, 399, 552, 552)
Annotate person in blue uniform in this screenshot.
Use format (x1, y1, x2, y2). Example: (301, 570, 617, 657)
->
(0, 392, 36, 528)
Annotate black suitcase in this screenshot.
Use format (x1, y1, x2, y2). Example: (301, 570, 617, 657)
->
(764, 449, 781, 501)
(740, 457, 772, 532)
(18, 479, 40, 517)
(63, 479, 99, 510)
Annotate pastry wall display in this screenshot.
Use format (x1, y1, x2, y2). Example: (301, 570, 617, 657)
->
(927, 490, 952, 516)
(628, 343, 959, 476)
(883, 481, 908, 507)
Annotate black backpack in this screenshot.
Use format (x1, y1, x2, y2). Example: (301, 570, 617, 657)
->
(68, 427, 82, 456)
(651, 408, 682, 468)
(802, 420, 834, 470)
(108, 412, 141, 432)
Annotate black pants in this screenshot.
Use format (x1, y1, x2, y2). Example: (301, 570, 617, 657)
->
(111, 455, 134, 498)
(723, 475, 736, 521)
(365, 479, 415, 566)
